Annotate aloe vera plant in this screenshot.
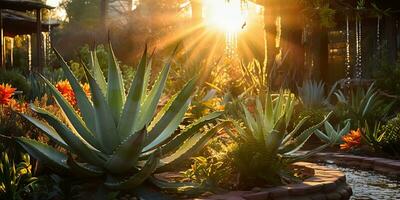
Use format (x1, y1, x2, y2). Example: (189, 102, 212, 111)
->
(230, 92, 332, 184)
(315, 121, 351, 145)
(16, 43, 223, 190)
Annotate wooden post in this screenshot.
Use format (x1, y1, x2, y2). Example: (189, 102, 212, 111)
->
(36, 8, 42, 72)
(0, 9, 3, 69)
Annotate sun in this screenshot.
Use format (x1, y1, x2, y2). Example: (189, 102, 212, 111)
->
(203, 0, 246, 33)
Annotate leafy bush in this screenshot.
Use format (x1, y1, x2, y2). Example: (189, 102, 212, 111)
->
(0, 70, 30, 97)
(0, 152, 39, 200)
(228, 92, 334, 186)
(334, 83, 393, 127)
(181, 137, 235, 190)
(378, 115, 400, 156)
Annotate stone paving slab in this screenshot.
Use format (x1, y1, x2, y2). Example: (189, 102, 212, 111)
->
(196, 162, 351, 200)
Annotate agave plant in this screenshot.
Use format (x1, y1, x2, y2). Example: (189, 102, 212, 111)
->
(334, 83, 393, 126)
(315, 121, 351, 145)
(16, 43, 223, 190)
(297, 80, 326, 109)
(230, 92, 332, 184)
(297, 79, 341, 109)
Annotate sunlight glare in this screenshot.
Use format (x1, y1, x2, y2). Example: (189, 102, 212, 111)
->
(203, 0, 246, 33)
(46, 0, 60, 7)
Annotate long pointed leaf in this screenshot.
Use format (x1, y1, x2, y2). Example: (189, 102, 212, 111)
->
(279, 112, 332, 154)
(105, 128, 146, 174)
(136, 57, 172, 131)
(90, 50, 107, 96)
(84, 66, 119, 153)
(118, 47, 148, 140)
(17, 137, 69, 172)
(31, 105, 106, 166)
(53, 48, 96, 132)
(39, 75, 101, 150)
(107, 42, 126, 123)
(146, 112, 222, 156)
(156, 123, 224, 172)
(67, 155, 104, 177)
(144, 78, 197, 148)
(104, 150, 160, 190)
(20, 113, 69, 150)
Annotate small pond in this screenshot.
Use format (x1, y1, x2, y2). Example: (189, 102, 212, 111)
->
(322, 162, 400, 200)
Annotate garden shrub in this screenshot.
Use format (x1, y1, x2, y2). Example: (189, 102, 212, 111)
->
(379, 114, 400, 156)
(0, 70, 30, 97)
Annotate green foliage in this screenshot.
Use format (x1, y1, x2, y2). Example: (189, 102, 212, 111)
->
(297, 80, 326, 109)
(182, 138, 235, 189)
(371, 59, 400, 95)
(334, 83, 392, 127)
(294, 108, 327, 132)
(315, 121, 351, 145)
(229, 92, 332, 185)
(28, 68, 65, 101)
(237, 60, 268, 96)
(0, 70, 30, 97)
(301, 0, 336, 28)
(75, 44, 135, 87)
(378, 115, 400, 156)
(64, 0, 102, 27)
(0, 152, 39, 200)
(363, 121, 385, 152)
(17, 43, 222, 191)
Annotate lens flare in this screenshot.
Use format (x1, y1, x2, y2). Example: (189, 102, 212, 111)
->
(203, 0, 246, 33)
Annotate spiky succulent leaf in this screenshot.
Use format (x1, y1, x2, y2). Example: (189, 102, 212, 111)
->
(30, 105, 106, 166)
(156, 122, 225, 172)
(137, 58, 172, 131)
(105, 150, 160, 190)
(84, 66, 119, 153)
(157, 112, 223, 155)
(39, 75, 101, 150)
(17, 137, 69, 172)
(282, 116, 310, 145)
(107, 42, 126, 123)
(141, 57, 152, 104)
(53, 48, 96, 133)
(67, 155, 104, 177)
(279, 112, 332, 154)
(118, 47, 147, 140)
(19, 113, 69, 150)
(143, 78, 197, 151)
(105, 128, 146, 174)
(90, 50, 107, 96)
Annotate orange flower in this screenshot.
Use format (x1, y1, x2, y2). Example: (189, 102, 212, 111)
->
(340, 128, 362, 150)
(8, 99, 28, 113)
(56, 80, 76, 106)
(0, 83, 16, 105)
(55, 80, 91, 107)
(82, 83, 91, 99)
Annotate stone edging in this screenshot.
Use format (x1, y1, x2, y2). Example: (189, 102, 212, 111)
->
(200, 162, 352, 200)
(307, 152, 400, 178)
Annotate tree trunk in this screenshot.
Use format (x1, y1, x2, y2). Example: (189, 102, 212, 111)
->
(100, 0, 109, 28)
(280, 1, 305, 87)
(263, 0, 278, 70)
(311, 25, 328, 81)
